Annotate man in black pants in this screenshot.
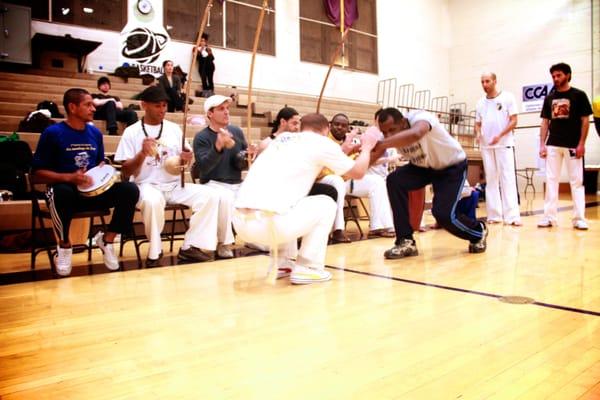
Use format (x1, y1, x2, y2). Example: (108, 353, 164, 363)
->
(92, 77, 138, 135)
(32, 88, 139, 276)
(372, 107, 487, 259)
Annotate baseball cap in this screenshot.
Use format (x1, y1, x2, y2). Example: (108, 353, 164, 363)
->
(140, 86, 170, 103)
(204, 94, 232, 113)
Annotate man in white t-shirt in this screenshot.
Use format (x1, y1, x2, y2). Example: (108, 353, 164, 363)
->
(373, 107, 487, 258)
(474, 72, 521, 226)
(233, 113, 378, 284)
(115, 86, 231, 267)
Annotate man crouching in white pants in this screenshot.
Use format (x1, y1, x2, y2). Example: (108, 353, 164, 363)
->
(233, 113, 378, 284)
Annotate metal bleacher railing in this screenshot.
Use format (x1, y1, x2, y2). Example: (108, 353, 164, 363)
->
(376, 78, 478, 151)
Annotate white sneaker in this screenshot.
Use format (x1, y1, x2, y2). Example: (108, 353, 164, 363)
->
(537, 217, 554, 228)
(573, 220, 589, 230)
(93, 231, 120, 271)
(290, 265, 332, 285)
(54, 246, 72, 276)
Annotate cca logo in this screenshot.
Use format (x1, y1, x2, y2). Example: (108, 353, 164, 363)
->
(522, 84, 552, 101)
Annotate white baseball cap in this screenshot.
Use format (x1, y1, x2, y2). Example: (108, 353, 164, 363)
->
(204, 94, 232, 114)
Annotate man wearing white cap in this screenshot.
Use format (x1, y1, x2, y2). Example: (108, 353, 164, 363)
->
(193, 94, 248, 256)
(115, 86, 229, 267)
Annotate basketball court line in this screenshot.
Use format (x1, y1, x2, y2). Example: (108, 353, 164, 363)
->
(324, 265, 600, 317)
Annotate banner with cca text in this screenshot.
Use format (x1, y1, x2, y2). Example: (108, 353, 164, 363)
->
(521, 83, 553, 113)
(119, 0, 170, 76)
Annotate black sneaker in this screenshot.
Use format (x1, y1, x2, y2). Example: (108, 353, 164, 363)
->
(469, 222, 488, 253)
(177, 246, 213, 262)
(384, 239, 418, 259)
(145, 251, 163, 268)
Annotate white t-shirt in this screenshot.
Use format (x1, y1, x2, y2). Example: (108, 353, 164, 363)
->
(400, 110, 466, 170)
(115, 120, 190, 189)
(475, 91, 517, 148)
(235, 131, 355, 214)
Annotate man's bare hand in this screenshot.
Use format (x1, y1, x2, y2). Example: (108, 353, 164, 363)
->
(360, 126, 380, 152)
(489, 135, 501, 145)
(539, 143, 547, 159)
(71, 169, 92, 188)
(142, 138, 158, 157)
(575, 143, 585, 158)
(369, 142, 387, 165)
(216, 128, 236, 150)
(180, 148, 193, 163)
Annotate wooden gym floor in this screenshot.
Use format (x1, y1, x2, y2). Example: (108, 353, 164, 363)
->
(0, 192, 599, 399)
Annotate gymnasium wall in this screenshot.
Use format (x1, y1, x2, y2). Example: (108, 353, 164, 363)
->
(447, 0, 600, 167)
(30, 0, 453, 104)
(29, 0, 599, 170)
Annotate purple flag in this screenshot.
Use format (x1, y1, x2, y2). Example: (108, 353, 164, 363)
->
(323, 0, 359, 29)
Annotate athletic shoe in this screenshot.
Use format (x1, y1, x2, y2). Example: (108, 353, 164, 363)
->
(276, 259, 295, 279)
(217, 243, 235, 259)
(505, 220, 522, 226)
(277, 267, 293, 279)
(54, 246, 73, 276)
(468, 222, 488, 254)
(573, 220, 589, 230)
(383, 239, 418, 259)
(537, 217, 555, 228)
(330, 229, 352, 243)
(486, 219, 502, 224)
(367, 229, 396, 238)
(145, 251, 163, 268)
(290, 265, 332, 284)
(178, 246, 213, 262)
(94, 231, 120, 271)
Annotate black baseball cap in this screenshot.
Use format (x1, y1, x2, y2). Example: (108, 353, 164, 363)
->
(140, 86, 170, 103)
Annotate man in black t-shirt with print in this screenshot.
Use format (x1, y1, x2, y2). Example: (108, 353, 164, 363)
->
(538, 62, 593, 230)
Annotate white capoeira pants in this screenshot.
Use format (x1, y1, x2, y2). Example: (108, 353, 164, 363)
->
(480, 146, 521, 223)
(232, 195, 336, 270)
(346, 173, 394, 231)
(542, 145, 586, 223)
(137, 183, 220, 259)
(318, 174, 346, 230)
(204, 180, 238, 246)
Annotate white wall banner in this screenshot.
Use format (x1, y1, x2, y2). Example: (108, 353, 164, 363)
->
(521, 82, 553, 113)
(119, 0, 170, 76)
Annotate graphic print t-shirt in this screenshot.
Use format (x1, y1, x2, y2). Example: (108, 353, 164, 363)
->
(32, 122, 105, 173)
(541, 87, 593, 148)
(402, 110, 466, 170)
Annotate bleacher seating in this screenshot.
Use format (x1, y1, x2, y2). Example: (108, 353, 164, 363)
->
(0, 68, 382, 233)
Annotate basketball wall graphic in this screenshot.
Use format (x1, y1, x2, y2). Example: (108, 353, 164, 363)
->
(119, 0, 170, 75)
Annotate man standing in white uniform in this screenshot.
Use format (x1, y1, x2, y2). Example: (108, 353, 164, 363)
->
(233, 113, 378, 284)
(115, 86, 225, 267)
(474, 73, 521, 226)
